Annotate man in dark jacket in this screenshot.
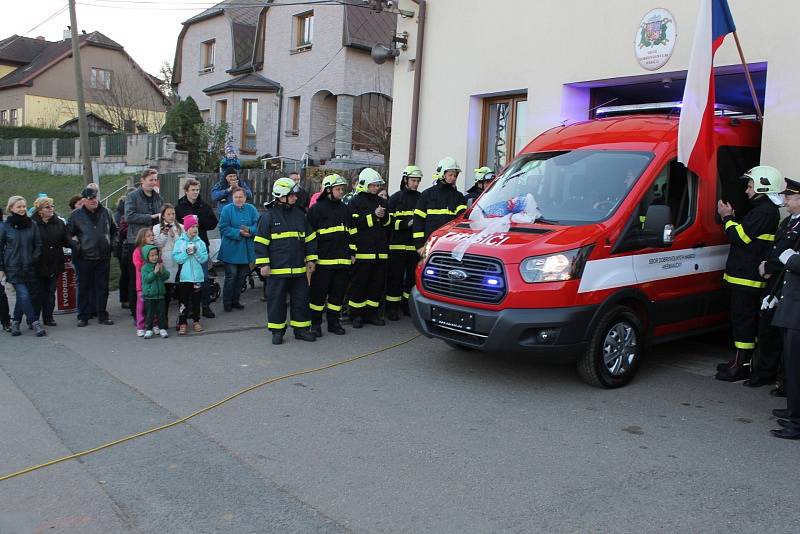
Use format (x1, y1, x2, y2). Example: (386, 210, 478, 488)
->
(413, 157, 467, 253)
(176, 177, 219, 318)
(348, 168, 390, 328)
(68, 187, 117, 327)
(748, 178, 800, 391)
(255, 178, 318, 345)
(211, 167, 253, 211)
(307, 174, 354, 337)
(124, 169, 163, 318)
(715, 166, 782, 381)
(386, 165, 423, 320)
(769, 178, 800, 439)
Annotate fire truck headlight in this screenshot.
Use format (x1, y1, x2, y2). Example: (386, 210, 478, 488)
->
(519, 246, 592, 283)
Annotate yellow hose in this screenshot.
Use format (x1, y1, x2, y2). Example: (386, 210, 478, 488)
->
(0, 334, 421, 483)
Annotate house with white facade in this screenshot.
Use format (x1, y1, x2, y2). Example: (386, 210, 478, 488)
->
(173, 0, 395, 168)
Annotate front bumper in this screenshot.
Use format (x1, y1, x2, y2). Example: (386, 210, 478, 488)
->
(410, 288, 596, 356)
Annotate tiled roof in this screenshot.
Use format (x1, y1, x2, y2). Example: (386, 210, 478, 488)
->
(0, 32, 124, 89)
(181, 0, 263, 71)
(0, 35, 51, 65)
(203, 72, 281, 95)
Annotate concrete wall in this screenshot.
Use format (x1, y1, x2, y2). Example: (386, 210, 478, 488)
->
(389, 0, 800, 192)
(178, 14, 234, 113)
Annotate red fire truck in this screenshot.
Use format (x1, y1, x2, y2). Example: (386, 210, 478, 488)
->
(410, 112, 762, 388)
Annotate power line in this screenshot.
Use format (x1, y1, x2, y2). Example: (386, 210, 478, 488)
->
(76, 0, 378, 11)
(0, 4, 70, 54)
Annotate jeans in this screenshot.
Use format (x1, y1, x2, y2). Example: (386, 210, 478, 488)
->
(75, 258, 111, 321)
(11, 282, 36, 324)
(222, 263, 249, 305)
(33, 276, 57, 322)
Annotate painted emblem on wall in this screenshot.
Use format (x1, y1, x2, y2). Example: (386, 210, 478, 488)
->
(635, 8, 677, 71)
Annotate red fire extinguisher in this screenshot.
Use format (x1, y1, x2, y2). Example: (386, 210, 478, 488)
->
(54, 250, 77, 314)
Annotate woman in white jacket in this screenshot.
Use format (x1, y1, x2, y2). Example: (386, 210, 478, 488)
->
(153, 203, 183, 328)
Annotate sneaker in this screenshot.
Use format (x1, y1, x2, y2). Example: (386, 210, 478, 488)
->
(202, 306, 216, 319)
(10, 320, 21, 337)
(32, 321, 46, 337)
(137, 329, 145, 337)
(1, 322, 11, 333)
(193, 322, 203, 333)
(159, 329, 169, 339)
(179, 324, 188, 336)
(143, 330, 154, 339)
(231, 302, 244, 310)
(153, 326, 161, 335)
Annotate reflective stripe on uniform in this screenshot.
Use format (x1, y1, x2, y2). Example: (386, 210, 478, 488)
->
(327, 303, 342, 312)
(365, 300, 380, 308)
(348, 243, 358, 251)
(317, 258, 351, 266)
(724, 220, 751, 244)
(386, 295, 402, 302)
(305, 255, 318, 262)
(270, 266, 307, 275)
(756, 234, 775, 241)
(267, 322, 286, 330)
(309, 303, 325, 312)
(273, 231, 304, 239)
(290, 320, 311, 328)
(305, 232, 317, 243)
(318, 225, 347, 235)
(402, 291, 410, 299)
(414, 209, 427, 218)
(412, 232, 425, 239)
(348, 300, 367, 308)
(255, 257, 270, 265)
(734, 341, 756, 349)
(254, 235, 270, 245)
(389, 244, 416, 251)
(723, 273, 766, 289)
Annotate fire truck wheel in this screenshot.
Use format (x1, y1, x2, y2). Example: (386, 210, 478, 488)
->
(578, 305, 643, 388)
(444, 340, 476, 352)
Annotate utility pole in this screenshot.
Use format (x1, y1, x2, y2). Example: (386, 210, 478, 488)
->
(68, 0, 93, 185)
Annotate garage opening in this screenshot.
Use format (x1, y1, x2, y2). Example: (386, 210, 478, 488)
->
(567, 63, 767, 119)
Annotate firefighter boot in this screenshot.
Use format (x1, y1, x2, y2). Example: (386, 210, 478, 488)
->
(308, 322, 323, 338)
(327, 319, 346, 335)
(715, 350, 753, 382)
(271, 331, 284, 345)
(365, 312, 385, 326)
(385, 304, 400, 322)
(294, 328, 317, 342)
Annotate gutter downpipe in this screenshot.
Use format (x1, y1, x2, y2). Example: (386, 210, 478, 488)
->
(408, 0, 426, 165)
(276, 86, 284, 159)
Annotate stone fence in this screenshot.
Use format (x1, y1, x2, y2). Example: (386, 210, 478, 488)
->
(0, 134, 188, 176)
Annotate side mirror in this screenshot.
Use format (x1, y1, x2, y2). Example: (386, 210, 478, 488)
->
(643, 204, 674, 247)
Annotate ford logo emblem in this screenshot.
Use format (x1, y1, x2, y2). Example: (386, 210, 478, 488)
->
(447, 269, 468, 281)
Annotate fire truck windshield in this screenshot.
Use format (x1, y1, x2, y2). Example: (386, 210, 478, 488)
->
(474, 150, 654, 225)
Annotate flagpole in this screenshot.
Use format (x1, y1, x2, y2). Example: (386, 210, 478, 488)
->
(732, 31, 763, 121)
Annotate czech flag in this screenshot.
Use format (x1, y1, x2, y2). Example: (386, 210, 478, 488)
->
(677, 0, 737, 174)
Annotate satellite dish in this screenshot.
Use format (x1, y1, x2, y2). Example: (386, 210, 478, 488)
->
(371, 43, 400, 65)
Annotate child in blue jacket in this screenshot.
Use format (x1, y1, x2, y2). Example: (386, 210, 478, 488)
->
(172, 215, 208, 334)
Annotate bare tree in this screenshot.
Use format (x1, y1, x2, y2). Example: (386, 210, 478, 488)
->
(158, 61, 179, 106)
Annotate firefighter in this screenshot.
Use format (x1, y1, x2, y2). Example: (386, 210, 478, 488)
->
(307, 174, 354, 337)
(751, 177, 800, 393)
(715, 165, 782, 381)
(254, 177, 318, 345)
(386, 165, 423, 320)
(413, 157, 468, 254)
(465, 166, 495, 204)
(348, 168, 390, 328)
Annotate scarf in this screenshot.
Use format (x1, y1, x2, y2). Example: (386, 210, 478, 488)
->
(6, 213, 32, 229)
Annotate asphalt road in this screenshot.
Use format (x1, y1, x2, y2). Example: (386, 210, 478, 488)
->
(1, 288, 798, 534)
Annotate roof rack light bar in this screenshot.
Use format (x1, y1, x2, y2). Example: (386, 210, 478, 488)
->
(596, 101, 749, 117)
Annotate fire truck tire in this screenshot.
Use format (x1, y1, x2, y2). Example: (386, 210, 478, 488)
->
(577, 305, 643, 388)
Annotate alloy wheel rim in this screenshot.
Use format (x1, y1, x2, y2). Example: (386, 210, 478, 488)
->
(602, 321, 637, 376)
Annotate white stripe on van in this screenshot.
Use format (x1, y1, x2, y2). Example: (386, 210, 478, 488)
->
(578, 245, 729, 293)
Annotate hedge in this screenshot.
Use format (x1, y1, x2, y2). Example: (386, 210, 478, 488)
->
(0, 125, 101, 139)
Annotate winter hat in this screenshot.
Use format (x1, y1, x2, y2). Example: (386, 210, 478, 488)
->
(183, 214, 199, 231)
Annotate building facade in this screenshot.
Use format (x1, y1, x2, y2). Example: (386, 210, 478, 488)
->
(173, 0, 395, 167)
(0, 32, 169, 132)
(388, 0, 800, 191)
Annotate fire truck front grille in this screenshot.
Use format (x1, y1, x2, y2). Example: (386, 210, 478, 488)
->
(421, 253, 506, 304)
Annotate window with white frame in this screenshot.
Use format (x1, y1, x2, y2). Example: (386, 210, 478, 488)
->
(89, 67, 112, 90)
(9, 108, 18, 126)
(294, 11, 313, 49)
(0, 110, 6, 125)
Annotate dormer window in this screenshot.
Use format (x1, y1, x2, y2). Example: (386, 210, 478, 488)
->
(200, 39, 215, 74)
